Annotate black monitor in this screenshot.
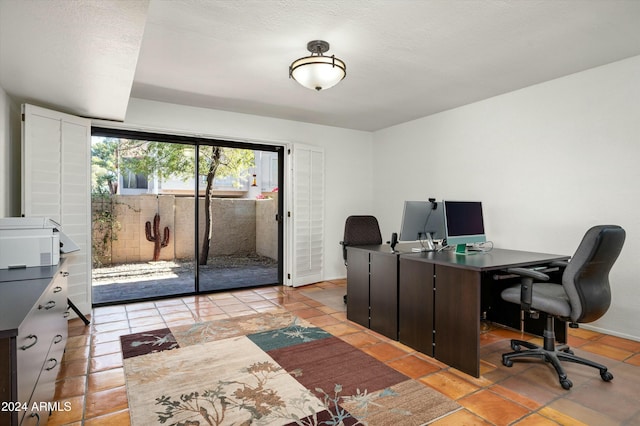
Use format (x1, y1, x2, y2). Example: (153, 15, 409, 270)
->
(399, 200, 445, 250)
(442, 200, 486, 254)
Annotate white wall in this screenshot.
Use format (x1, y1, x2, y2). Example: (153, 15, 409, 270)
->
(372, 55, 640, 341)
(0, 86, 9, 216)
(122, 98, 374, 281)
(0, 86, 21, 217)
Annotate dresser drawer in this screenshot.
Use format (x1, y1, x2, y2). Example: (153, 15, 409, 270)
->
(37, 333, 66, 400)
(16, 310, 54, 405)
(20, 334, 65, 426)
(20, 411, 45, 426)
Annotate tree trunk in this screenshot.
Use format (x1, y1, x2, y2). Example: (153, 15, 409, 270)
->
(199, 147, 221, 265)
(107, 179, 118, 195)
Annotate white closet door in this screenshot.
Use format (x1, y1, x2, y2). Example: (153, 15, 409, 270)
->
(290, 144, 324, 287)
(22, 104, 92, 315)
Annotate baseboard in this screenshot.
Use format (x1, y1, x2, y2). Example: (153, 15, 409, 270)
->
(579, 323, 640, 343)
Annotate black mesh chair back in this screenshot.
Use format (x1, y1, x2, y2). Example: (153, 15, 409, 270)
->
(340, 215, 382, 263)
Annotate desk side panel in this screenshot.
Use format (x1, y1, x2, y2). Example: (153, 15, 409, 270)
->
(370, 253, 398, 339)
(435, 265, 481, 377)
(346, 249, 370, 328)
(399, 259, 434, 356)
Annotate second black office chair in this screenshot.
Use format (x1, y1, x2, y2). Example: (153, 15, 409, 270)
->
(501, 225, 625, 389)
(339, 215, 383, 266)
(340, 215, 382, 303)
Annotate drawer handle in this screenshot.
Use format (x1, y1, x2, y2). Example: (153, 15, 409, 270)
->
(53, 286, 63, 293)
(61, 271, 69, 277)
(54, 334, 63, 344)
(45, 357, 58, 371)
(20, 334, 38, 350)
(63, 310, 70, 318)
(39, 300, 56, 310)
(29, 411, 40, 425)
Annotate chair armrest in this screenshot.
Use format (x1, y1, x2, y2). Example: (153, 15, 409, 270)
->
(506, 267, 550, 313)
(506, 267, 550, 281)
(339, 241, 347, 265)
(550, 260, 569, 268)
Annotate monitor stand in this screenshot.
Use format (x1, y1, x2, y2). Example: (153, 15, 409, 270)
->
(455, 244, 482, 255)
(424, 233, 437, 251)
(411, 233, 437, 252)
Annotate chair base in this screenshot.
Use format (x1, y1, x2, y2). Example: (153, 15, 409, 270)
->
(502, 317, 613, 389)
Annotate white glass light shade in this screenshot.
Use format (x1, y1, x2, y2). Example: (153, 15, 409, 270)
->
(290, 55, 346, 91)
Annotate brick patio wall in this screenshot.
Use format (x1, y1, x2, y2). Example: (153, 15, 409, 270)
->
(93, 194, 278, 265)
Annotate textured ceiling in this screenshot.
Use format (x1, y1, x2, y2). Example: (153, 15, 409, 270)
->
(2, 0, 640, 131)
(0, 0, 149, 121)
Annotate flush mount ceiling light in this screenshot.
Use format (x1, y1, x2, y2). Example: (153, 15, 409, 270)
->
(289, 40, 346, 91)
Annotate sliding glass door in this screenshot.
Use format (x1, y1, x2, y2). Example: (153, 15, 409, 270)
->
(90, 129, 283, 305)
(196, 145, 280, 292)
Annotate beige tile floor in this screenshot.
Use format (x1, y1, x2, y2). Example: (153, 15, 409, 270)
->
(50, 279, 640, 425)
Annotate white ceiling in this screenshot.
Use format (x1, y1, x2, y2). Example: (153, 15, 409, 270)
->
(2, 0, 640, 131)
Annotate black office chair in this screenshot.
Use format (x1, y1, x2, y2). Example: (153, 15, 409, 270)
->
(340, 215, 383, 303)
(501, 225, 625, 389)
(339, 215, 383, 266)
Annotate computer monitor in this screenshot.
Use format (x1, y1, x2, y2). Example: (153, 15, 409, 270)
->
(442, 200, 486, 254)
(399, 200, 445, 250)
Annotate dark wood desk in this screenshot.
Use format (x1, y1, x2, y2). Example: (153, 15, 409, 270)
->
(399, 248, 569, 377)
(346, 244, 570, 376)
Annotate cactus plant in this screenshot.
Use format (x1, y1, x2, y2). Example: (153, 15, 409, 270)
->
(145, 213, 170, 261)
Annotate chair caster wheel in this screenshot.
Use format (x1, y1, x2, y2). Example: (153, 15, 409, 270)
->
(511, 342, 521, 351)
(502, 357, 513, 367)
(563, 348, 574, 355)
(560, 378, 573, 390)
(601, 371, 613, 382)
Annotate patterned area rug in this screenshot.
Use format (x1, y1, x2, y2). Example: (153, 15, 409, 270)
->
(122, 311, 460, 425)
(121, 328, 179, 359)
